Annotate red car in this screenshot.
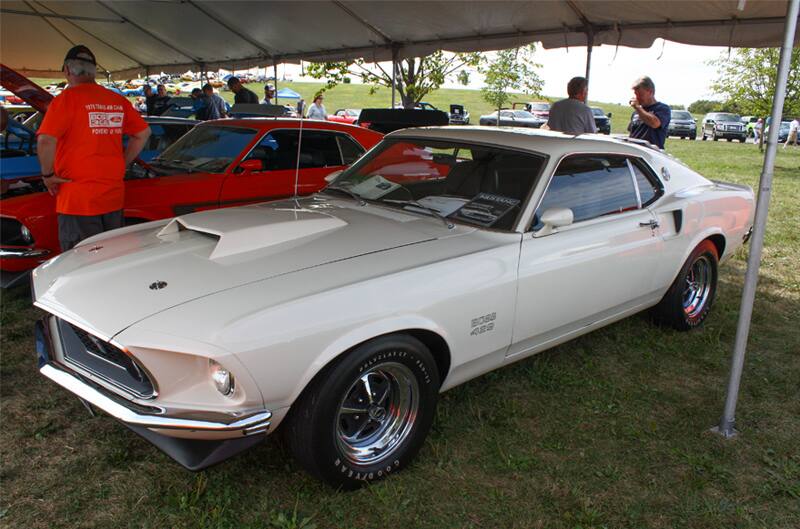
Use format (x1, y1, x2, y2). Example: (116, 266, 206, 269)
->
(1, 117, 382, 287)
(327, 108, 361, 125)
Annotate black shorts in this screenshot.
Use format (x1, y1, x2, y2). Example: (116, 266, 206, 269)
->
(57, 210, 124, 251)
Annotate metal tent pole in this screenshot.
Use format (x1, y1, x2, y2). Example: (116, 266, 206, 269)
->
(273, 60, 279, 105)
(584, 29, 594, 100)
(713, 0, 799, 439)
(391, 46, 398, 108)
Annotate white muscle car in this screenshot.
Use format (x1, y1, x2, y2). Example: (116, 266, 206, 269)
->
(32, 127, 754, 488)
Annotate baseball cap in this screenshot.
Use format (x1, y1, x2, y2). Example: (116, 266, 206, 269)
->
(63, 45, 96, 65)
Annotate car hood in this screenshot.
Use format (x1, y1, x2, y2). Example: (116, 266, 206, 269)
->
(33, 195, 465, 339)
(0, 64, 52, 113)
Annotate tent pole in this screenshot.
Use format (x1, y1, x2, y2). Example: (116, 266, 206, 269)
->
(391, 46, 398, 109)
(584, 29, 594, 100)
(273, 60, 279, 105)
(713, 0, 799, 439)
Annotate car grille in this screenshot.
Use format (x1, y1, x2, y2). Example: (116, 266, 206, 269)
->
(57, 319, 155, 398)
(724, 125, 742, 131)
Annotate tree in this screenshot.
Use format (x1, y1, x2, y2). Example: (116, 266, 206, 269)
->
(688, 99, 723, 115)
(479, 45, 543, 120)
(710, 48, 800, 118)
(306, 51, 482, 108)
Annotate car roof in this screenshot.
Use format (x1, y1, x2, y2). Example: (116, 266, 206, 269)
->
(387, 126, 655, 158)
(195, 118, 371, 133)
(144, 116, 199, 125)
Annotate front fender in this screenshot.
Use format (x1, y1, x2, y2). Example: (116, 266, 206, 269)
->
(289, 315, 452, 406)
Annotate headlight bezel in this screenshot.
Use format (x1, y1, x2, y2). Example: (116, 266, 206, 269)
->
(209, 359, 235, 397)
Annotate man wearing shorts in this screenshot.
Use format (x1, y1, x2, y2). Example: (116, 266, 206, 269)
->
(37, 45, 151, 251)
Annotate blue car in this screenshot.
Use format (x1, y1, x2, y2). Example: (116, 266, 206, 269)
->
(1, 116, 197, 187)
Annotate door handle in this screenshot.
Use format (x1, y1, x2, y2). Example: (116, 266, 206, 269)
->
(639, 219, 660, 229)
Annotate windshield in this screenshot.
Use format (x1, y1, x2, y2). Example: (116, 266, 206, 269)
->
(713, 113, 741, 121)
(327, 138, 547, 231)
(512, 110, 536, 119)
(591, 108, 605, 117)
(529, 103, 549, 111)
(673, 111, 693, 120)
(155, 125, 257, 173)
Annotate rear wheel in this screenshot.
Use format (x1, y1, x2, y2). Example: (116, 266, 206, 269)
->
(284, 334, 439, 488)
(652, 240, 719, 331)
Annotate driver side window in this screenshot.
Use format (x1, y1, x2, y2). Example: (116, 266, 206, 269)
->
(533, 154, 639, 230)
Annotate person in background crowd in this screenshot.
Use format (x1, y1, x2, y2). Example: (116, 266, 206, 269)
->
(753, 117, 764, 144)
(543, 76, 596, 135)
(262, 84, 275, 105)
(143, 84, 171, 116)
(306, 94, 326, 120)
(628, 76, 671, 149)
(190, 88, 208, 120)
(228, 76, 259, 105)
(202, 83, 228, 120)
(297, 98, 306, 117)
(36, 45, 150, 251)
(134, 96, 147, 113)
(785, 117, 799, 148)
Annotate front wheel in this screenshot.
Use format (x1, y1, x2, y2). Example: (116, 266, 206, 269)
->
(284, 334, 440, 488)
(652, 240, 719, 331)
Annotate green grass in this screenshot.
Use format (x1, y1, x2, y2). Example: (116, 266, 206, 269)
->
(2, 83, 799, 528)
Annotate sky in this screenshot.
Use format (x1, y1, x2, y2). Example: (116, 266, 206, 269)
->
(240, 39, 730, 108)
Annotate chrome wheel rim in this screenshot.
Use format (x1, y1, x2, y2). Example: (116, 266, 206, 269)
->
(335, 361, 419, 465)
(682, 255, 712, 318)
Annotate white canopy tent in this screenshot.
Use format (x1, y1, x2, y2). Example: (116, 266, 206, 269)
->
(1, 0, 798, 438)
(0, 1, 797, 77)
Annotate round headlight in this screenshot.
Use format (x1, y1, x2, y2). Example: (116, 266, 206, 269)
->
(20, 225, 33, 244)
(209, 360, 234, 396)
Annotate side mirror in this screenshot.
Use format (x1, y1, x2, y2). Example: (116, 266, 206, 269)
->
(324, 169, 343, 184)
(536, 207, 574, 236)
(238, 159, 262, 173)
(607, 112, 612, 118)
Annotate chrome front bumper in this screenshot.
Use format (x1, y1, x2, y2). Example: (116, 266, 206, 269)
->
(35, 319, 271, 470)
(0, 247, 50, 258)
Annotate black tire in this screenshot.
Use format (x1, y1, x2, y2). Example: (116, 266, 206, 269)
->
(739, 138, 746, 143)
(701, 133, 707, 141)
(713, 131, 719, 141)
(727, 138, 733, 142)
(690, 134, 697, 141)
(652, 240, 719, 331)
(284, 334, 440, 489)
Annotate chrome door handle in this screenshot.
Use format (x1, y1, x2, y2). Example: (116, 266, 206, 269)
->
(639, 219, 660, 229)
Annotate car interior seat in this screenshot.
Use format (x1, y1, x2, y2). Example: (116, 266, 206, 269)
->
(445, 150, 493, 197)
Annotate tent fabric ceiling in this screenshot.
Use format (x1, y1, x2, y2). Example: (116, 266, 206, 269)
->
(1, 0, 797, 78)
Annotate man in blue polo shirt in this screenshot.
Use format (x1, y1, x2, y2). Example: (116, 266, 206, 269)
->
(628, 76, 671, 149)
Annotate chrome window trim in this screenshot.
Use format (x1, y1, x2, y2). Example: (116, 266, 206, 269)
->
(526, 150, 652, 233)
(626, 158, 643, 209)
(240, 127, 366, 170)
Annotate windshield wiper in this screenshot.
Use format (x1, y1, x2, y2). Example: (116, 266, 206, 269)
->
(152, 159, 195, 173)
(382, 199, 455, 230)
(325, 185, 366, 206)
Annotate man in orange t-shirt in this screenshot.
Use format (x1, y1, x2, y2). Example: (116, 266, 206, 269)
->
(37, 45, 151, 250)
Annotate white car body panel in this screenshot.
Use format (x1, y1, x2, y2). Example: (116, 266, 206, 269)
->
(32, 127, 755, 452)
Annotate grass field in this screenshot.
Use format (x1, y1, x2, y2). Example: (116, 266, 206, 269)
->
(1, 83, 799, 528)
